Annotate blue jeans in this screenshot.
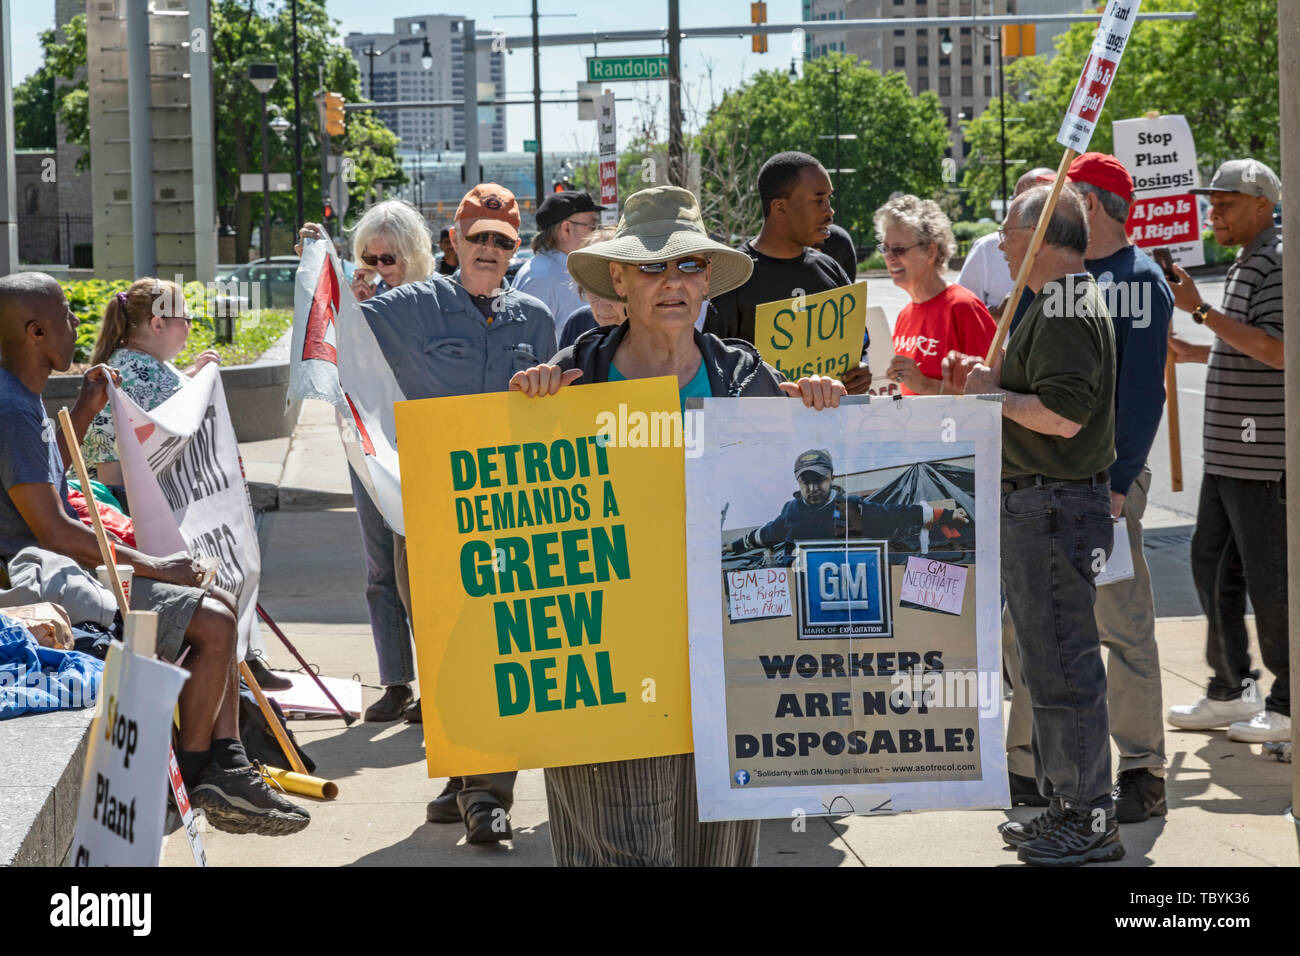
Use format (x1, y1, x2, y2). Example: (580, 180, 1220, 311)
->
(1001, 479, 1114, 810)
(349, 466, 415, 686)
(1191, 473, 1290, 715)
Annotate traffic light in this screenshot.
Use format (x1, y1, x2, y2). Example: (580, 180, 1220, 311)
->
(323, 92, 346, 137)
(751, 2, 767, 54)
(322, 198, 336, 235)
(1001, 24, 1036, 58)
(552, 179, 575, 193)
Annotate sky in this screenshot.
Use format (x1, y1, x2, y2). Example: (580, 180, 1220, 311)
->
(11, 0, 811, 153)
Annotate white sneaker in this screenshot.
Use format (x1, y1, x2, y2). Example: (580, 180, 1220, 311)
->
(1167, 694, 1262, 730)
(1227, 711, 1291, 743)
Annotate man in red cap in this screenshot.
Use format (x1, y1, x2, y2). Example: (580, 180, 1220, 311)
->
(357, 182, 557, 844)
(1000, 152, 1175, 824)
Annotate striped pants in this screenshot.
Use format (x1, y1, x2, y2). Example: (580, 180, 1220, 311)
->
(543, 754, 759, 867)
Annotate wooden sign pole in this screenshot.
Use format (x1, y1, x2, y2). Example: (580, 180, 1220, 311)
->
(239, 660, 309, 775)
(984, 147, 1079, 365)
(57, 407, 130, 617)
(1165, 350, 1184, 491)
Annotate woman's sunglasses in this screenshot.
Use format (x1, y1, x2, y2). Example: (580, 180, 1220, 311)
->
(636, 256, 709, 275)
(360, 253, 399, 267)
(466, 232, 518, 251)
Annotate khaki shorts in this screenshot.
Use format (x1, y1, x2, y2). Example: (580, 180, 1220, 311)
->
(130, 577, 205, 664)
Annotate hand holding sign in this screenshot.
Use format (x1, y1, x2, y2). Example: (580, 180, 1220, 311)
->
(508, 364, 584, 397)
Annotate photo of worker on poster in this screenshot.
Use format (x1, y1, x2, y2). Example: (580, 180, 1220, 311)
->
(686, 395, 1008, 822)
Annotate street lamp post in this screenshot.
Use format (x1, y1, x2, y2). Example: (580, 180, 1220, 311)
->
(364, 35, 434, 130)
(817, 64, 857, 233)
(943, 23, 1009, 215)
(248, 64, 278, 260)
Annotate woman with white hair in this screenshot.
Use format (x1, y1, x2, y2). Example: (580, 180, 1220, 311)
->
(875, 194, 996, 395)
(297, 200, 435, 721)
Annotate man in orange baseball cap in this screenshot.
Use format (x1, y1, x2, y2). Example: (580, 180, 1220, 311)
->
(353, 181, 556, 845)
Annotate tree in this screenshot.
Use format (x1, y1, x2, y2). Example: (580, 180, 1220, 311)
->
(961, 0, 1279, 217)
(210, 0, 403, 261)
(14, 15, 87, 159)
(696, 52, 950, 245)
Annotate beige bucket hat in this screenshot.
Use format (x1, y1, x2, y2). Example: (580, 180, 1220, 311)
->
(565, 186, 753, 302)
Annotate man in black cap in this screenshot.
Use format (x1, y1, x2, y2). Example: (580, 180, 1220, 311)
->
(513, 190, 605, 338)
(727, 449, 967, 558)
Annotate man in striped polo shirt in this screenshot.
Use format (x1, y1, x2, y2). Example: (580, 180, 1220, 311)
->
(1165, 159, 1288, 745)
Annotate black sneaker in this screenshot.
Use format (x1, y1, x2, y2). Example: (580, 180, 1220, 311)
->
(426, 777, 464, 824)
(998, 803, 1064, 847)
(1009, 771, 1050, 807)
(1113, 769, 1167, 823)
(364, 684, 413, 722)
(1017, 805, 1125, 866)
(464, 801, 511, 844)
(189, 765, 311, 836)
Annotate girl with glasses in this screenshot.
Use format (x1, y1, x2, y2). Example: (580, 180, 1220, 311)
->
(82, 278, 221, 501)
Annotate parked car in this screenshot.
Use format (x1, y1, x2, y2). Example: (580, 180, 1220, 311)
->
(215, 256, 300, 309)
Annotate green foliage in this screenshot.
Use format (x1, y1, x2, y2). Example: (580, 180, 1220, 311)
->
(696, 52, 950, 243)
(951, 220, 999, 242)
(209, 0, 404, 255)
(1201, 229, 1240, 266)
(961, 0, 1279, 218)
(15, 15, 87, 159)
(860, 251, 887, 271)
(60, 280, 291, 366)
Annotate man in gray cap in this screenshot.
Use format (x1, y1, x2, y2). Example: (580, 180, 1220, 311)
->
(1165, 158, 1288, 745)
(512, 190, 604, 339)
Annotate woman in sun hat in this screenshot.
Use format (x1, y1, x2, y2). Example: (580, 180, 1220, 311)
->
(509, 185, 846, 866)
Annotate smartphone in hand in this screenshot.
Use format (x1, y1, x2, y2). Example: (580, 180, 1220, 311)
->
(1152, 247, 1177, 283)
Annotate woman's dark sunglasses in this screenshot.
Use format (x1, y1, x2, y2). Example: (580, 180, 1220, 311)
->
(360, 253, 399, 267)
(636, 255, 709, 275)
(466, 232, 518, 251)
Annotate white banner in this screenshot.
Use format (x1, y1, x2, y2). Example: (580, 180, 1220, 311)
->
(1056, 0, 1142, 152)
(596, 91, 618, 225)
(686, 395, 1007, 822)
(1112, 114, 1204, 267)
(291, 240, 408, 535)
(70, 643, 188, 866)
(109, 367, 262, 658)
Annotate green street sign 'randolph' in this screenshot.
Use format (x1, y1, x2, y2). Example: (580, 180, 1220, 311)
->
(586, 55, 670, 83)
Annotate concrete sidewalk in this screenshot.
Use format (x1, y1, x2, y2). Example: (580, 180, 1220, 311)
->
(164, 398, 1296, 868)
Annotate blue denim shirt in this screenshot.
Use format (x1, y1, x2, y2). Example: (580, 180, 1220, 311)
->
(359, 273, 557, 400)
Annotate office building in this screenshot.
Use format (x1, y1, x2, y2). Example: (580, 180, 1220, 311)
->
(346, 15, 506, 154)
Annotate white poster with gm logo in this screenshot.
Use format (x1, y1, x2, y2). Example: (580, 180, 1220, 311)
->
(686, 395, 1007, 822)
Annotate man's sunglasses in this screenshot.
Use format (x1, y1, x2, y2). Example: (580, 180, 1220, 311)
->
(360, 253, 399, 267)
(636, 256, 710, 275)
(467, 232, 518, 251)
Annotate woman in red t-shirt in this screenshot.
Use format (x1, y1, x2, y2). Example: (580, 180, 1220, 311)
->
(874, 195, 997, 395)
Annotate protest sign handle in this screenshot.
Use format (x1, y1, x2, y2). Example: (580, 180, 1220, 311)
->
(1165, 351, 1183, 491)
(57, 407, 130, 618)
(983, 148, 1078, 365)
(239, 660, 310, 775)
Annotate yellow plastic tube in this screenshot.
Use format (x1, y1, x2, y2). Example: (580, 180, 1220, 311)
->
(259, 765, 339, 800)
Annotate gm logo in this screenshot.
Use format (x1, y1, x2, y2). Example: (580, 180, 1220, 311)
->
(733, 770, 751, 786)
(796, 540, 893, 639)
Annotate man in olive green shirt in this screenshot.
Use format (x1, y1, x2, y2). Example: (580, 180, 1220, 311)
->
(944, 185, 1119, 866)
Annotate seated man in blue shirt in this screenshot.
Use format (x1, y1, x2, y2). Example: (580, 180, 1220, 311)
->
(0, 272, 309, 837)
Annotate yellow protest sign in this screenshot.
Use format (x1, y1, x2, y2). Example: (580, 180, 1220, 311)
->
(752, 281, 868, 380)
(395, 377, 694, 777)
